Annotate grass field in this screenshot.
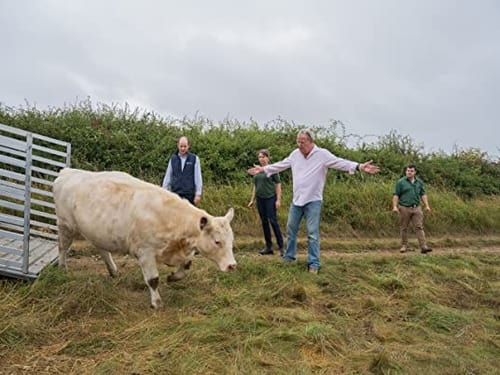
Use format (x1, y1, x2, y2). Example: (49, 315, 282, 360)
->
(1, 236, 499, 374)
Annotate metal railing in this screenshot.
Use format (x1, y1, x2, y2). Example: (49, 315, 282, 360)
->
(0, 123, 71, 276)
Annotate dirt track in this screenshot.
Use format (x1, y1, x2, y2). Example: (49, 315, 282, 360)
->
(319, 246, 500, 258)
(238, 236, 500, 260)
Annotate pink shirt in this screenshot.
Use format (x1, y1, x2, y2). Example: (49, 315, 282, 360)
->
(264, 145, 358, 206)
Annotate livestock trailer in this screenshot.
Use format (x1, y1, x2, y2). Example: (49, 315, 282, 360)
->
(0, 123, 71, 279)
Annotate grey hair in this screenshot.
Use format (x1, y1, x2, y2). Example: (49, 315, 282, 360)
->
(298, 129, 315, 142)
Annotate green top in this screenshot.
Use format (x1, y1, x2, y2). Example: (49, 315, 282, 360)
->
(393, 177, 426, 207)
(253, 172, 281, 199)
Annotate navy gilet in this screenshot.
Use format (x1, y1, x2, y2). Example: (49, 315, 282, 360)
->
(171, 152, 196, 196)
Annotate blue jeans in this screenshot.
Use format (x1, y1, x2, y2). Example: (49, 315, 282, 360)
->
(283, 200, 322, 270)
(256, 195, 284, 250)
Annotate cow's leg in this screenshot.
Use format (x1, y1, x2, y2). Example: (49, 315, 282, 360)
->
(167, 259, 192, 282)
(137, 253, 162, 309)
(99, 250, 118, 277)
(57, 225, 75, 270)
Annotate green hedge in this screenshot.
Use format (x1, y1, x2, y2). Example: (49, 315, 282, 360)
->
(1, 100, 498, 198)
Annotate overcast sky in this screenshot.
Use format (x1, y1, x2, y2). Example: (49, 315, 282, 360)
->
(1, 0, 499, 159)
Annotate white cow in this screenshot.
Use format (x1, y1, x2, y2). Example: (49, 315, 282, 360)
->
(53, 168, 236, 308)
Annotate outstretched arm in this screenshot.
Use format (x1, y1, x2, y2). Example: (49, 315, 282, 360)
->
(247, 165, 264, 176)
(248, 157, 292, 176)
(358, 160, 380, 174)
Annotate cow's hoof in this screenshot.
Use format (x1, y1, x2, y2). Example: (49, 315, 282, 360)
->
(167, 272, 185, 282)
(151, 299, 162, 309)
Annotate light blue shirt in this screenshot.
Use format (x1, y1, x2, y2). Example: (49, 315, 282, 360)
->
(264, 145, 358, 206)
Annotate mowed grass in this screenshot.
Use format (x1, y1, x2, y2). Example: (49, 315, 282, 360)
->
(1, 240, 499, 374)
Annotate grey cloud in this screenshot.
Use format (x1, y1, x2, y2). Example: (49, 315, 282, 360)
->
(1, 0, 498, 158)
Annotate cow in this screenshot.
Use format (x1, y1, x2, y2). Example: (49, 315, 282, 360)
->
(52, 168, 236, 308)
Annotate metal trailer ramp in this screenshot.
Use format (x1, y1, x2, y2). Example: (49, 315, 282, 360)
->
(0, 124, 71, 280)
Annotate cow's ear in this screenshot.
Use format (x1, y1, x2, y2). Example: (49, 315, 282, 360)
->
(200, 217, 208, 230)
(225, 208, 234, 222)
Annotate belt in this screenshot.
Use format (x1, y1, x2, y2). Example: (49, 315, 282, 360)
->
(400, 204, 419, 208)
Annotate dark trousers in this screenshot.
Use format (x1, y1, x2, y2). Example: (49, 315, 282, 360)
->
(177, 192, 195, 204)
(256, 195, 284, 250)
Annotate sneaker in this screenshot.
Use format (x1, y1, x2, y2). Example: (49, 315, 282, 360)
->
(259, 248, 274, 255)
(399, 245, 407, 253)
(421, 247, 433, 254)
(308, 267, 318, 274)
(278, 248, 284, 257)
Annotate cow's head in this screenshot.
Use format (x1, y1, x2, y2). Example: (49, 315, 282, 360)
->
(197, 208, 236, 272)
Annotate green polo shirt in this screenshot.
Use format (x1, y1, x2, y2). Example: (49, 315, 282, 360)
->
(393, 177, 426, 207)
(253, 172, 280, 199)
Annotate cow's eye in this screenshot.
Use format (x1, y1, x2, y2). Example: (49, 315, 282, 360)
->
(215, 240, 221, 246)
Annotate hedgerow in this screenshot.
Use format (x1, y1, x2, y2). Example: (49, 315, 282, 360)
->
(0, 99, 498, 198)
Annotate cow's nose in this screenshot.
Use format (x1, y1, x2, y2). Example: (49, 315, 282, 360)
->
(227, 263, 237, 272)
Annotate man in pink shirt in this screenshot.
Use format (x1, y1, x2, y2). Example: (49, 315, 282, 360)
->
(248, 129, 380, 274)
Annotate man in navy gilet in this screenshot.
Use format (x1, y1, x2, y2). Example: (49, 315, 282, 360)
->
(162, 136, 203, 205)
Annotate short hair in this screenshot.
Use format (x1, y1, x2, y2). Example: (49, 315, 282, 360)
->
(257, 149, 270, 157)
(404, 164, 417, 175)
(298, 129, 315, 142)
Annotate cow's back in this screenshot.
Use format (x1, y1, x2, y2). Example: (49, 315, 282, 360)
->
(53, 168, 160, 252)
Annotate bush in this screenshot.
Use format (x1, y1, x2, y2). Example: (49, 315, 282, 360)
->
(0, 100, 498, 198)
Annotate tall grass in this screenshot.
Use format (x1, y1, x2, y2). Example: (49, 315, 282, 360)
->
(204, 182, 500, 239)
(1, 247, 498, 374)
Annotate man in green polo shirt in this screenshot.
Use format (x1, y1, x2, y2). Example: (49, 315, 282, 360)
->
(392, 164, 432, 254)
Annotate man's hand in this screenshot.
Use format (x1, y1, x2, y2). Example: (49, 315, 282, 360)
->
(194, 195, 201, 206)
(359, 160, 380, 174)
(247, 165, 264, 176)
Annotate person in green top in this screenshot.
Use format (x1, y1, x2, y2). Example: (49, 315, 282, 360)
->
(392, 164, 432, 254)
(248, 149, 284, 256)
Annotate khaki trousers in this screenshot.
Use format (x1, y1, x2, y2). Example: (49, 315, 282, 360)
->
(399, 206, 428, 248)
